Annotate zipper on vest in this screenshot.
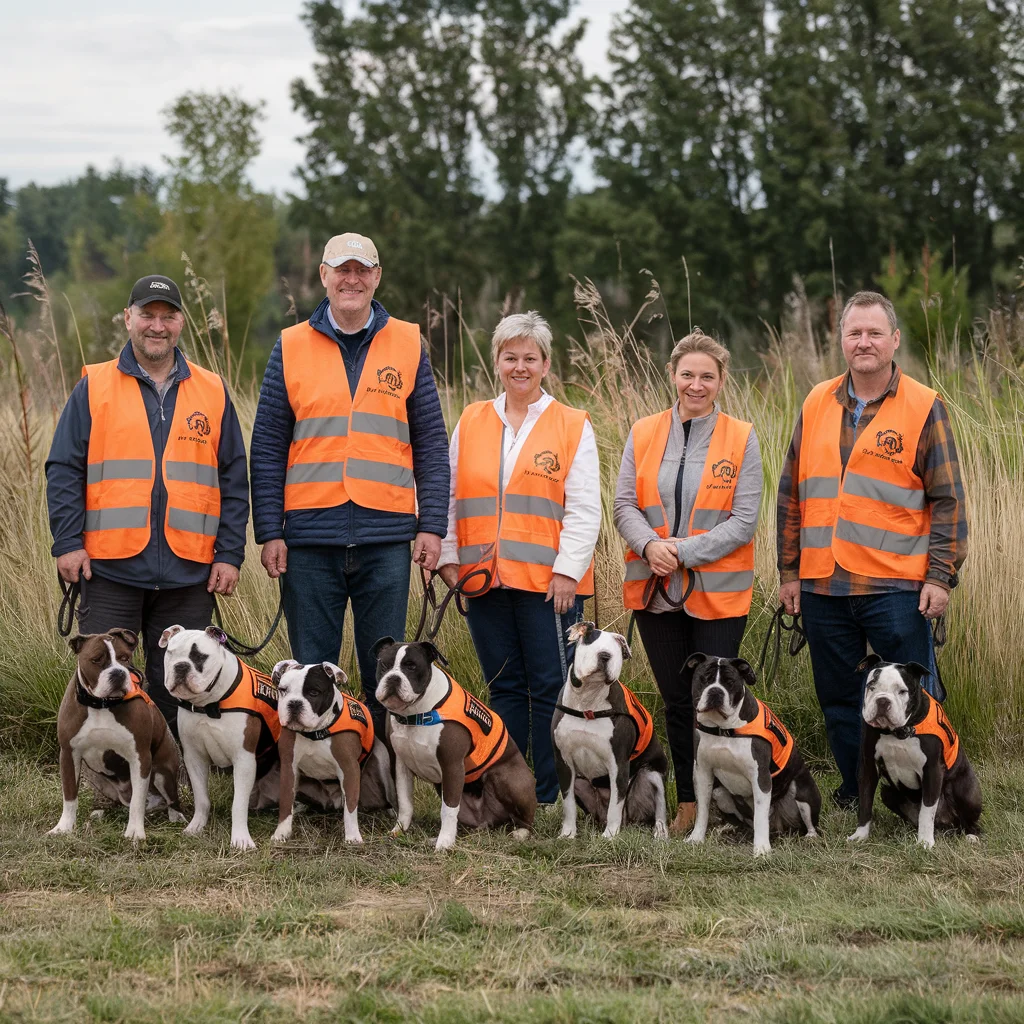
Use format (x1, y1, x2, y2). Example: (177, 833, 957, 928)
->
(671, 441, 687, 538)
(493, 425, 508, 581)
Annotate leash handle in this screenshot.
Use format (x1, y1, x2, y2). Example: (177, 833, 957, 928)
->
(757, 605, 807, 687)
(212, 577, 285, 658)
(412, 567, 492, 642)
(56, 573, 82, 639)
(640, 566, 696, 612)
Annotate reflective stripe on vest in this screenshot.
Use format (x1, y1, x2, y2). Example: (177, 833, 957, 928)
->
(454, 399, 595, 596)
(83, 358, 224, 562)
(622, 409, 755, 619)
(797, 374, 935, 581)
(281, 318, 421, 514)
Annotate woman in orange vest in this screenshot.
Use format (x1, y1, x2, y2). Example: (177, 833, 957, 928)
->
(614, 330, 763, 834)
(437, 312, 601, 804)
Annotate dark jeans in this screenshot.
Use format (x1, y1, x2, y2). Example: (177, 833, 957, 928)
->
(633, 608, 747, 804)
(281, 542, 411, 734)
(77, 574, 215, 728)
(465, 588, 585, 804)
(800, 589, 939, 801)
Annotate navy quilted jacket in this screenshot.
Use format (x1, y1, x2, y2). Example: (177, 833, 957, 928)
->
(250, 298, 450, 547)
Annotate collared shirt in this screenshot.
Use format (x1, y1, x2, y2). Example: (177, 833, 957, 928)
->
(326, 305, 374, 336)
(777, 364, 967, 595)
(439, 389, 601, 584)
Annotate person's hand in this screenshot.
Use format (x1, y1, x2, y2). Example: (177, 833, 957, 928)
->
(545, 573, 579, 615)
(412, 532, 442, 571)
(919, 582, 949, 619)
(56, 549, 92, 584)
(437, 564, 459, 590)
(779, 580, 801, 616)
(644, 539, 679, 577)
(207, 562, 239, 596)
(261, 539, 288, 579)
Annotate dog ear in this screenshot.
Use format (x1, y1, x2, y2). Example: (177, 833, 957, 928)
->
(902, 662, 931, 686)
(158, 624, 185, 649)
(610, 632, 632, 660)
(856, 653, 884, 675)
(418, 642, 449, 668)
(680, 652, 709, 686)
(107, 628, 139, 650)
(370, 636, 396, 661)
(204, 626, 228, 645)
(566, 621, 595, 645)
(322, 662, 349, 687)
(68, 634, 91, 655)
(730, 658, 758, 690)
(272, 659, 300, 686)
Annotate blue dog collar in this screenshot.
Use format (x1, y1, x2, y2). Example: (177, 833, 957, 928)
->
(390, 709, 444, 727)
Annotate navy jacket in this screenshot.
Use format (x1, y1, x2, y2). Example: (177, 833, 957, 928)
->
(45, 344, 250, 589)
(250, 298, 450, 547)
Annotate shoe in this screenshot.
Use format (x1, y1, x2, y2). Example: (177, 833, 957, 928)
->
(831, 788, 858, 811)
(668, 801, 697, 835)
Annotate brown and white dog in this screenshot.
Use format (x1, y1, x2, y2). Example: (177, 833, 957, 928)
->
(49, 630, 184, 840)
(373, 638, 536, 851)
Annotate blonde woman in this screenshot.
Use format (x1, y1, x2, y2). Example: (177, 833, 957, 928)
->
(614, 331, 763, 833)
(438, 312, 601, 804)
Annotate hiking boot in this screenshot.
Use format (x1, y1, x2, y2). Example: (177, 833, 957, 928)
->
(669, 801, 697, 835)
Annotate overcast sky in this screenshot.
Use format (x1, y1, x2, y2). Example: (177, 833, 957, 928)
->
(1, 0, 627, 196)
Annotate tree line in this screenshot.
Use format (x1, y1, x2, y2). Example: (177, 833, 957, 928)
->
(2, 0, 1022, 364)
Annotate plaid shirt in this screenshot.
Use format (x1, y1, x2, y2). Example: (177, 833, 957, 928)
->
(777, 365, 967, 595)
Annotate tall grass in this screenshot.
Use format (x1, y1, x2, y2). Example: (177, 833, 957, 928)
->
(1, 271, 1022, 767)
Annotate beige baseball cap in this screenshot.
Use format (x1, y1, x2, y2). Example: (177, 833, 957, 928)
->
(322, 232, 380, 267)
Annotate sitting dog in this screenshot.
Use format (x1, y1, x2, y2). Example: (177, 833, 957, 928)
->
(160, 625, 281, 850)
(373, 638, 536, 851)
(49, 630, 184, 840)
(551, 621, 668, 839)
(271, 660, 395, 844)
(848, 655, 981, 849)
(685, 653, 821, 856)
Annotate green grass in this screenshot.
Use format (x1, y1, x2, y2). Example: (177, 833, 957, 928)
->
(3, 756, 1024, 1021)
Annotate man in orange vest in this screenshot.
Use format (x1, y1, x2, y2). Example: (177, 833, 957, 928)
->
(46, 275, 250, 727)
(250, 233, 450, 734)
(776, 291, 967, 808)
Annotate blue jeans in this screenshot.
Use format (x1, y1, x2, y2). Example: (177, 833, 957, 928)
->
(465, 588, 585, 804)
(281, 542, 411, 731)
(800, 589, 939, 800)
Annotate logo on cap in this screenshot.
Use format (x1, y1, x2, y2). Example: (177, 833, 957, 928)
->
(347, 240, 365, 249)
(533, 450, 561, 475)
(377, 366, 403, 392)
(149, 280, 171, 291)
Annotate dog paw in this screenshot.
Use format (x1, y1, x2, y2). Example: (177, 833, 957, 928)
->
(966, 833, 980, 844)
(753, 843, 771, 858)
(684, 832, 704, 845)
(231, 833, 257, 852)
(89, 809, 106, 820)
(434, 834, 456, 852)
(167, 808, 187, 824)
(344, 833, 364, 845)
(558, 827, 577, 839)
(510, 828, 530, 842)
(389, 823, 405, 838)
(917, 836, 935, 851)
(183, 821, 206, 837)
(847, 826, 870, 842)
(272, 827, 292, 844)
(803, 828, 819, 839)
(123, 824, 146, 842)
(47, 823, 73, 836)
(654, 821, 669, 840)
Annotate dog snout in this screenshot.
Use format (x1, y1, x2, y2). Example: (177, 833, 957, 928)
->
(285, 698, 305, 722)
(875, 695, 891, 712)
(376, 673, 401, 702)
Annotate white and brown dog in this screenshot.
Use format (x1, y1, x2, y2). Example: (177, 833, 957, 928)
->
(849, 655, 981, 848)
(373, 638, 536, 851)
(685, 653, 821, 857)
(49, 630, 184, 840)
(271, 660, 395, 844)
(160, 625, 281, 850)
(551, 621, 668, 839)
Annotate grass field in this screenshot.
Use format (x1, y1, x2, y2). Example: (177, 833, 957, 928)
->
(3, 755, 1024, 1023)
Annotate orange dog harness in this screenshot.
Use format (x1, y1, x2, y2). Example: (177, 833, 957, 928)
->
(697, 698, 795, 777)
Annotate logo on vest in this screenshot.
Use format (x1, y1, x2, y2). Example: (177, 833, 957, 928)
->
(876, 429, 904, 456)
(187, 411, 211, 437)
(347, 699, 368, 726)
(377, 366, 403, 392)
(533, 450, 561, 475)
(464, 693, 493, 735)
(255, 674, 278, 706)
(712, 459, 737, 482)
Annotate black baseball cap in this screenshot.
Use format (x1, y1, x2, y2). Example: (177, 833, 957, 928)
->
(128, 275, 182, 310)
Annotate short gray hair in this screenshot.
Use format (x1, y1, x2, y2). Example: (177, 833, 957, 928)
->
(839, 291, 898, 336)
(491, 311, 552, 367)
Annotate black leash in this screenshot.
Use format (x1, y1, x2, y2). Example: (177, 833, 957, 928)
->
(57, 573, 84, 638)
(212, 577, 285, 659)
(930, 614, 948, 703)
(626, 567, 696, 648)
(757, 605, 807, 687)
(412, 568, 491, 642)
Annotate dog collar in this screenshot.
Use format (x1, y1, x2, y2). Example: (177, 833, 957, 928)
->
(75, 669, 146, 709)
(555, 703, 630, 721)
(177, 663, 242, 719)
(390, 709, 444, 727)
(696, 722, 738, 737)
(300, 705, 343, 741)
(876, 724, 916, 740)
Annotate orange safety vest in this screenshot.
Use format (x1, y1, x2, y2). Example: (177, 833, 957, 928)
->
(390, 670, 509, 784)
(698, 698, 795, 777)
(299, 692, 375, 765)
(83, 359, 224, 563)
(178, 662, 282, 745)
(902, 693, 960, 771)
(623, 409, 755, 619)
(281, 318, 421, 515)
(454, 399, 595, 596)
(797, 373, 936, 581)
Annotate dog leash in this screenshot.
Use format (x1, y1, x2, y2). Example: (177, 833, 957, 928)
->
(212, 577, 285, 659)
(756, 605, 807, 687)
(56, 572, 85, 638)
(411, 567, 491, 642)
(626, 567, 696, 648)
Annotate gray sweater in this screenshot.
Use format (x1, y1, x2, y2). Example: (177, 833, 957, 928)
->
(613, 402, 763, 612)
